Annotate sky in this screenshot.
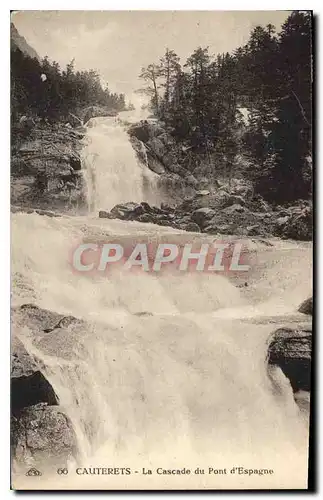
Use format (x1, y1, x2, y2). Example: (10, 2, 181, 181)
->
(12, 10, 291, 103)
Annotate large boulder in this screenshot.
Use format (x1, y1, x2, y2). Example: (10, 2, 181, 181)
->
(146, 151, 166, 174)
(128, 122, 150, 143)
(109, 202, 145, 220)
(128, 120, 165, 143)
(191, 207, 216, 229)
(11, 404, 77, 469)
(268, 325, 312, 392)
(281, 207, 312, 241)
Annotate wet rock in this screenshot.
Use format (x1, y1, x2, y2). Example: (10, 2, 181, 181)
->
(145, 153, 166, 174)
(99, 210, 113, 219)
(179, 221, 201, 232)
(298, 297, 312, 315)
(129, 136, 149, 166)
(12, 303, 79, 334)
(11, 337, 38, 379)
(110, 202, 145, 220)
(191, 207, 216, 228)
(11, 404, 77, 469)
(268, 325, 312, 392)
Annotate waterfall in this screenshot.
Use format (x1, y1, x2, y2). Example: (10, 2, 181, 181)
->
(82, 114, 160, 212)
(11, 115, 312, 489)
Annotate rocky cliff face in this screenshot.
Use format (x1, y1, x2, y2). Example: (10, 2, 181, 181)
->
(11, 121, 87, 213)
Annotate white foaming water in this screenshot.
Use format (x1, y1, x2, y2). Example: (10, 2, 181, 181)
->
(82, 112, 159, 212)
(11, 116, 312, 489)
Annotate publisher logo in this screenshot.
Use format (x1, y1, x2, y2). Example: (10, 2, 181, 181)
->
(25, 468, 42, 477)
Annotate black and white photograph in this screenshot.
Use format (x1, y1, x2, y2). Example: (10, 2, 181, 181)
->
(10, 10, 313, 490)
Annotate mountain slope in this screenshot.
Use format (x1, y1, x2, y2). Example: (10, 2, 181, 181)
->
(11, 22, 39, 60)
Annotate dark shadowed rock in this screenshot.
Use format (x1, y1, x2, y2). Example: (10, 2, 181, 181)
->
(11, 404, 77, 469)
(268, 325, 312, 392)
(128, 120, 165, 143)
(281, 207, 312, 241)
(298, 297, 312, 315)
(11, 371, 58, 413)
(11, 324, 59, 414)
(70, 156, 82, 171)
(191, 207, 216, 228)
